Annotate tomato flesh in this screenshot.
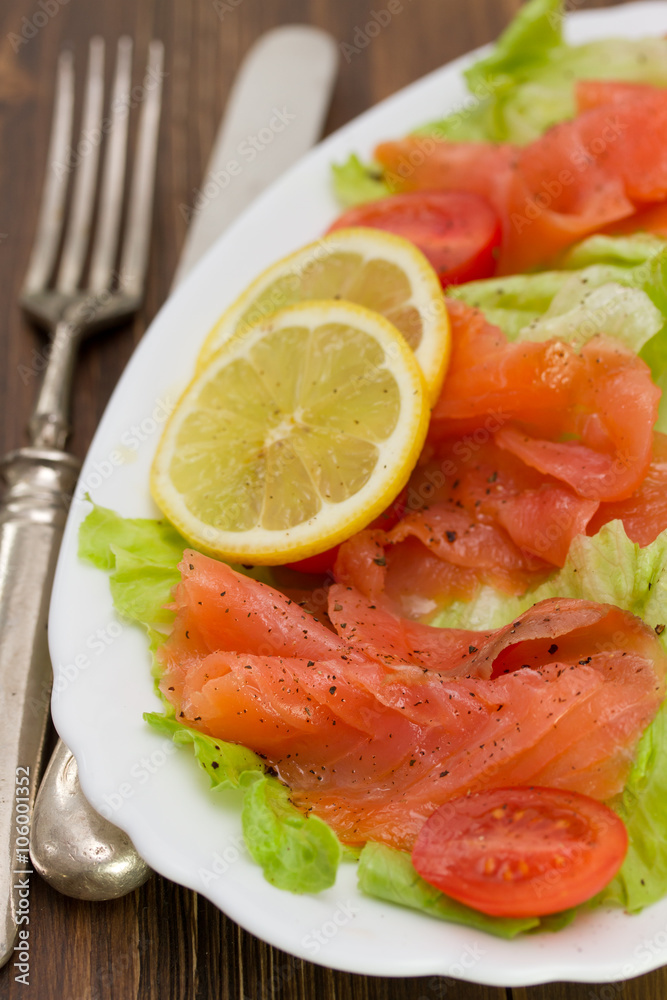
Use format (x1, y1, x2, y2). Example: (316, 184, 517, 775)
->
(285, 488, 409, 575)
(327, 191, 501, 287)
(412, 786, 628, 918)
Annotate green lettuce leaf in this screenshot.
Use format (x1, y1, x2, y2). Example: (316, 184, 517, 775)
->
(562, 234, 667, 271)
(452, 270, 666, 344)
(450, 233, 667, 346)
(561, 235, 667, 324)
(418, 0, 667, 145)
(644, 341, 667, 434)
(414, 0, 564, 143)
(431, 521, 667, 632)
(240, 771, 342, 893)
(144, 711, 265, 787)
(518, 523, 667, 630)
(450, 269, 565, 338)
(357, 842, 540, 938)
(145, 711, 341, 893)
(515, 281, 661, 353)
(78, 503, 186, 626)
(463, 0, 562, 100)
(78, 502, 186, 573)
(600, 700, 667, 912)
(78, 502, 277, 628)
(331, 154, 390, 209)
(108, 548, 181, 627)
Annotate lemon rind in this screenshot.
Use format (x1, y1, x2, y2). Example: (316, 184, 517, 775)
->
(151, 300, 430, 564)
(196, 227, 450, 406)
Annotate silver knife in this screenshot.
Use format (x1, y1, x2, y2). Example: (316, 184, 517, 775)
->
(174, 25, 338, 286)
(17, 21, 337, 936)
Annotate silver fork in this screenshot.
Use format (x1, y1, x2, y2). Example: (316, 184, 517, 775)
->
(0, 37, 163, 966)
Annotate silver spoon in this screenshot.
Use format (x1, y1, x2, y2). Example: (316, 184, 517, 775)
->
(30, 740, 150, 899)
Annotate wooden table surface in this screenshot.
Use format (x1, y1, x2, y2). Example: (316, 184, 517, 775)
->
(0, 0, 665, 996)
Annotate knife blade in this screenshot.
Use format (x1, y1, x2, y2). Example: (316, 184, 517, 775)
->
(173, 25, 338, 287)
(21, 25, 338, 935)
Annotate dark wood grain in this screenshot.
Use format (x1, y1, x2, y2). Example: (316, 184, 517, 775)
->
(1, 0, 665, 997)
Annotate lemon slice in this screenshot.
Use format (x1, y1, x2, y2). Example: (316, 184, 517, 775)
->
(151, 300, 429, 564)
(197, 227, 450, 405)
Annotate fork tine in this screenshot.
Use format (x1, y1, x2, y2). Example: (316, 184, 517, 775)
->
(55, 38, 105, 294)
(88, 36, 133, 294)
(118, 40, 164, 299)
(22, 50, 75, 295)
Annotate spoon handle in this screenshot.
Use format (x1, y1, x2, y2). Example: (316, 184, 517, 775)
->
(0, 446, 79, 968)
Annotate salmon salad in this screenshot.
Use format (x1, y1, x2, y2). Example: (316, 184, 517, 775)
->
(81, 0, 667, 936)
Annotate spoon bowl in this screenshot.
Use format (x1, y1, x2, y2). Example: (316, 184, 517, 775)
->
(30, 738, 151, 900)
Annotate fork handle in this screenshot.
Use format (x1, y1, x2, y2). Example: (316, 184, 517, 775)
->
(0, 446, 79, 966)
(29, 318, 80, 450)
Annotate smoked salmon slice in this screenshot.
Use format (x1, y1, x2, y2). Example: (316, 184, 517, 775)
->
(333, 527, 499, 613)
(334, 300, 661, 613)
(158, 553, 348, 707)
(157, 552, 667, 852)
(327, 581, 492, 673)
(588, 432, 667, 546)
(605, 201, 667, 238)
(431, 301, 659, 502)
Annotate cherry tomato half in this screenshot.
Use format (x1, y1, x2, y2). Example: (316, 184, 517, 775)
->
(328, 191, 501, 287)
(412, 786, 628, 918)
(285, 487, 408, 575)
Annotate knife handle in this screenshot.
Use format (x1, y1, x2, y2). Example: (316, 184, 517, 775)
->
(0, 447, 79, 967)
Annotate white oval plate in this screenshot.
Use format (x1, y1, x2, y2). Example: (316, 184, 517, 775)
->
(49, 2, 667, 986)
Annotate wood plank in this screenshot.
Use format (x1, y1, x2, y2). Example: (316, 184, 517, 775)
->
(514, 975, 667, 1000)
(0, 1, 664, 997)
